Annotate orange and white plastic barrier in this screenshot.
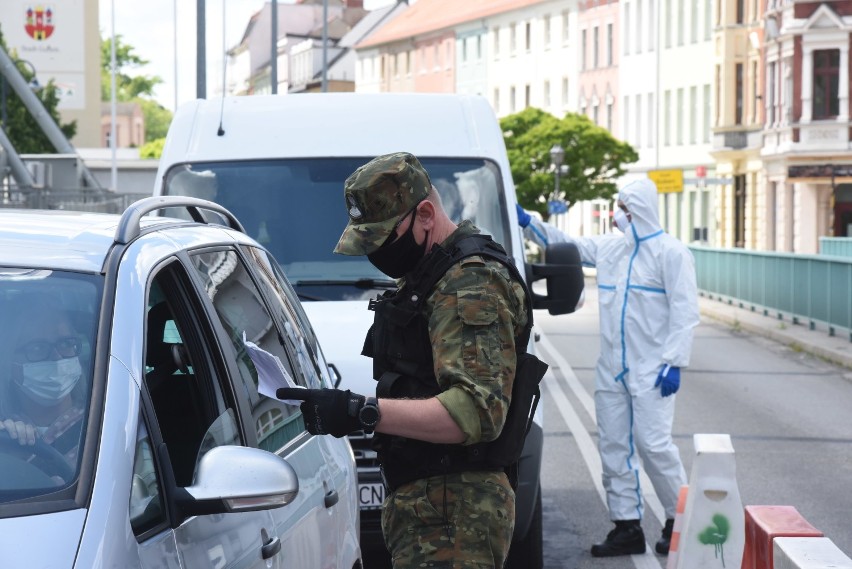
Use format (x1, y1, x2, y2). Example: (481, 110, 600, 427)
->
(673, 434, 745, 569)
(665, 485, 689, 569)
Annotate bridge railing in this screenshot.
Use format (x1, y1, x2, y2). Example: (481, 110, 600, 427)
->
(689, 246, 852, 342)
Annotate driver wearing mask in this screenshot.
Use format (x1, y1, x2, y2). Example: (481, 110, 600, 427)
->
(0, 302, 87, 468)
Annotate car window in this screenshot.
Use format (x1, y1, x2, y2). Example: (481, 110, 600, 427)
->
(144, 265, 241, 488)
(189, 248, 305, 454)
(0, 269, 100, 506)
(129, 415, 163, 536)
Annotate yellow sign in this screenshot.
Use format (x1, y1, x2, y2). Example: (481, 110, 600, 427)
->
(648, 169, 684, 193)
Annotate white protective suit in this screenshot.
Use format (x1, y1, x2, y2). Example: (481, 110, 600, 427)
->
(524, 179, 699, 520)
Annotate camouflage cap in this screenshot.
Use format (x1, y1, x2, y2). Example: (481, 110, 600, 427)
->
(334, 152, 431, 256)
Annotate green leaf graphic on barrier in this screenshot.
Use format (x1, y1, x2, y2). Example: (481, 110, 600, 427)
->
(698, 514, 730, 568)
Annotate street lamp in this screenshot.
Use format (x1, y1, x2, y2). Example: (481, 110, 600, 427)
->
(1, 59, 40, 128)
(550, 143, 564, 197)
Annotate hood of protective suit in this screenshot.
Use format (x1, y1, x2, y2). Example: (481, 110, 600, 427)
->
(619, 179, 661, 238)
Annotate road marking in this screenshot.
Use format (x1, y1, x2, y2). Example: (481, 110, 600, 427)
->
(539, 333, 664, 569)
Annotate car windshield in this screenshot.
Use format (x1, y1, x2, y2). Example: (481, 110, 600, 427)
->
(0, 269, 101, 505)
(162, 157, 511, 301)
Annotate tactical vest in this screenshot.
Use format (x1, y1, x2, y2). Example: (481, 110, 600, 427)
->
(362, 231, 548, 492)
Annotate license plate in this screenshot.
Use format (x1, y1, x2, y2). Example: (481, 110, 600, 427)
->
(359, 482, 385, 509)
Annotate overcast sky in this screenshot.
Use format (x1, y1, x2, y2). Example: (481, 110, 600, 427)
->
(99, 0, 397, 112)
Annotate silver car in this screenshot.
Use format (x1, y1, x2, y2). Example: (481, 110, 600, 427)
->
(0, 197, 361, 568)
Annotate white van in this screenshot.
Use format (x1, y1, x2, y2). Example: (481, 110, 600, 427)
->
(154, 93, 583, 568)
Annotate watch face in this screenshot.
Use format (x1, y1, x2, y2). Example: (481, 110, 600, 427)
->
(360, 405, 379, 426)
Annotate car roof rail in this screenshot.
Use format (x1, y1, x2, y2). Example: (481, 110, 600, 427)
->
(115, 196, 246, 245)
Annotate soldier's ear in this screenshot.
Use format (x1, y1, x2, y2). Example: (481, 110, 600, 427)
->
(415, 199, 436, 227)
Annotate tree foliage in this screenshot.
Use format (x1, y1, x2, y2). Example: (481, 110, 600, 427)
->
(0, 26, 77, 154)
(500, 107, 638, 220)
(101, 35, 172, 145)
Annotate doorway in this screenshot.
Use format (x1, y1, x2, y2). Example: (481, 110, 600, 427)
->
(834, 184, 852, 237)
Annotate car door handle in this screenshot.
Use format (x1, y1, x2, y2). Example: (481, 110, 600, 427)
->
(324, 489, 339, 508)
(261, 535, 281, 560)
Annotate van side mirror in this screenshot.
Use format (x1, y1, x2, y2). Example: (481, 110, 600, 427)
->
(525, 242, 585, 315)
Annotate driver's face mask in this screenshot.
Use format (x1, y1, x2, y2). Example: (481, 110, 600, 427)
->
(19, 357, 82, 406)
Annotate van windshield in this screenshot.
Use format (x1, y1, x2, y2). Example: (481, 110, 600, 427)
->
(163, 158, 511, 300)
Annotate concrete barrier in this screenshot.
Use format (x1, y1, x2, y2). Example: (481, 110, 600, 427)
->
(773, 537, 852, 568)
(741, 506, 823, 569)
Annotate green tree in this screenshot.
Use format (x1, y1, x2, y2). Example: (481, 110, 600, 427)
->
(101, 35, 172, 146)
(0, 27, 77, 154)
(501, 107, 638, 221)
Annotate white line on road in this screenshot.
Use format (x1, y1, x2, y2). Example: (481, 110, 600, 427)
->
(539, 333, 664, 569)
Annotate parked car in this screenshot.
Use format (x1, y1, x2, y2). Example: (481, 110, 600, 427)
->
(0, 197, 361, 569)
(154, 93, 585, 568)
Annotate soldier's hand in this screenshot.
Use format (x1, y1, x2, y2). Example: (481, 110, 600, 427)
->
(276, 388, 365, 438)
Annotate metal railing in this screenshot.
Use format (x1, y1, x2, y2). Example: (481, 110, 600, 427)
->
(819, 237, 852, 258)
(690, 245, 852, 342)
(0, 186, 149, 214)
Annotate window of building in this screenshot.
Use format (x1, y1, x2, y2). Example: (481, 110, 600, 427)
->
(736, 0, 744, 24)
(666, 0, 673, 48)
(434, 45, 440, 70)
(544, 80, 551, 107)
(767, 62, 776, 125)
(704, 84, 711, 141)
(623, 95, 630, 142)
(635, 94, 642, 147)
(446, 42, 452, 69)
(735, 62, 744, 124)
(476, 35, 482, 59)
(690, 85, 698, 143)
(624, 2, 631, 55)
(607, 23, 614, 65)
(648, 0, 655, 51)
(751, 60, 759, 122)
(493, 27, 500, 58)
(526, 22, 532, 51)
(647, 93, 654, 147)
(664, 90, 671, 145)
(593, 104, 599, 125)
(705, 0, 712, 39)
(562, 77, 570, 106)
(813, 49, 840, 119)
(406, 51, 412, 76)
(494, 87, 500, 113)
(510, 86, 517, 112)
(525, 84, 531, 108)
(461, 38, 468, 63)
(692, 0, 699, 43)
(581, 29, 587, 70)
(677, 87, 684, 144)
(593, 26, 599, 68)
(544, 15, 551, 48)
(678, 0, 685, 45)
(607, 101, 614, 131)
(636, 0, 643, 53)
(510, 23, 517, 53)
(562, 10, 570, 44)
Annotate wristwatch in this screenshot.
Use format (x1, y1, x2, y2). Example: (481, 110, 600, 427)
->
(358, 396, 381, 434)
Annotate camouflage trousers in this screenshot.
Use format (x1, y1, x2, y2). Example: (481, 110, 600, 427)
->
(381, 471, 515, 568)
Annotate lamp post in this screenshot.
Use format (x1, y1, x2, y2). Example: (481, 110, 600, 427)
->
(550, 143, 564, 198)
(1, 58, 39, 128)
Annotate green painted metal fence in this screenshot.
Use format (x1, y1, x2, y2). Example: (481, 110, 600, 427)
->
(690, 246, 852, 342)
(819, 237, 852, 258)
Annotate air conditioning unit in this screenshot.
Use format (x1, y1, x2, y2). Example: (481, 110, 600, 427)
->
(25, 160, 50, 188)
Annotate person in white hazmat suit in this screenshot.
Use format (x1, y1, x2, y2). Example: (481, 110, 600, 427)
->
(517, 178, 699, 557)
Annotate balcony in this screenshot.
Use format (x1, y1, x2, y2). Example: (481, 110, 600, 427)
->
(712, 127, 762, 153)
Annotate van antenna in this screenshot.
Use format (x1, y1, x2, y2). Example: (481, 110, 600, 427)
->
(217, 0, 226, 136)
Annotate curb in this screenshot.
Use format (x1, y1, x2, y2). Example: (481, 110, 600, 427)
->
(698, 295, 852, 372)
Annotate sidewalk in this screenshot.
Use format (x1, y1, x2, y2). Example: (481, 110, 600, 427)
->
(698, 292, 852, 371)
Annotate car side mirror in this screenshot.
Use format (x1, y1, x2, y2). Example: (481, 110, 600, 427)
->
(175, 446, 299, 517)
(525, 241, 585, 315)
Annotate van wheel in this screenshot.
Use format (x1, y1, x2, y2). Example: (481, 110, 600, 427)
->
(506, 488, 542, 569)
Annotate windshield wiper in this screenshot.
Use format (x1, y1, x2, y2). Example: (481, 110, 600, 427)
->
(294, 278, 398, 289)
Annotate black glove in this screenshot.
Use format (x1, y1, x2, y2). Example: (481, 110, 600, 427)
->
(276, 388, 365, 438)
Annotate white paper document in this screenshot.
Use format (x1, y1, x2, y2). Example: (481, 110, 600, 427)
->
(242, 331, 304, 406)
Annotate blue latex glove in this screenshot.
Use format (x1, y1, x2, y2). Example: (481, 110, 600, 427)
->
(654, 364, 680, 397)
(516, 203, 532, 228)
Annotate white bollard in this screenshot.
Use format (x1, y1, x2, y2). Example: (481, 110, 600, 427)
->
(675, 434, 745, 569)
(773, 537, 852, 569)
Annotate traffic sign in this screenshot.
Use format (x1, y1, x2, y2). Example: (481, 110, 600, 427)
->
(648, 169, 684, 193)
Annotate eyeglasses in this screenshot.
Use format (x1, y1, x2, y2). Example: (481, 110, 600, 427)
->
(15, 337, 82, 363)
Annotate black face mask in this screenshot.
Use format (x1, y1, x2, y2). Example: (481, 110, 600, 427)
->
(367, 209, 428, 278)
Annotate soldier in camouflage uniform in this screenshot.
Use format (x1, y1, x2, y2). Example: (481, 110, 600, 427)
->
(278, 152, 529, 568)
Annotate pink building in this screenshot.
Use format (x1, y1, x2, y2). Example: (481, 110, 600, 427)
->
(577, 0, 619, 133)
